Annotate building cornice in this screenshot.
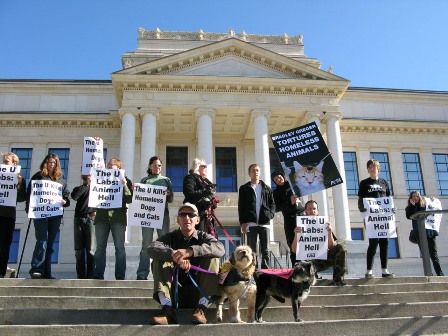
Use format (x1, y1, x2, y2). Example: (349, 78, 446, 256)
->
(341, 122, 448, 135)
(138, 27, 303, 45)
(0, 115, 120, 128)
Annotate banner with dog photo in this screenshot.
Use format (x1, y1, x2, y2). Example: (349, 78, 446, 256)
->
(424, 196, 443, 232)
(270, 122, 343, 197)
(362, 196, 397, 238)
(296, 215, 328, 260)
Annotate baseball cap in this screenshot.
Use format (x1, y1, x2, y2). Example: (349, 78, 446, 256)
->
(178, 202, 198, 214)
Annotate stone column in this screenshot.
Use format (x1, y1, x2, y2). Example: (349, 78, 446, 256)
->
(140, 107, 159, 178)
(251, 108, 273, 240)
(251, 109, 272, 185)
(119, 108, 137, 243)
(195, 108, 215, 181)
(325, 112, 351, 240)
(389, 148, 407, 196)
(305, 112, 328, 218)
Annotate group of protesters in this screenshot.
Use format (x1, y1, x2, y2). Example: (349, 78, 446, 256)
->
(0, 150, 444, 324)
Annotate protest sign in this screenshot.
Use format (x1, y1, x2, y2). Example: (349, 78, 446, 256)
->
(296, 216, 328, 260)
(270, 122, 343, 196)
(0, 172, 18, 207)
(82, 137, 105, 175)
(28, 180, 63, 219)
(424, 197, 443, 232)
(362, 196, 397, 238)
(0, 164, 21, 174)
(88, 169, 124, 208)
(129, 183, 167, 229)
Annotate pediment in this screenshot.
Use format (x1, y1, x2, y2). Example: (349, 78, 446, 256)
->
(114, 38, 346, 82)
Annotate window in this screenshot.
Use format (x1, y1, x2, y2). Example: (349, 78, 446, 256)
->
(269, 148, 282, 191)
(433, 154, 448, 196)
(350, 228, 364, 240)
(48, 148, 70, 180)
(7, 230, 20, 263)
(370, 152, 394, 195)
(11, 148, 33, 184)
(51, 231, 61, 263)
(402, 153, 425, 195)
(166, 147, 188, 192)
(215, 147, 237, 192)
(388, 237, 400, 259)
(343, 152, 359, 195)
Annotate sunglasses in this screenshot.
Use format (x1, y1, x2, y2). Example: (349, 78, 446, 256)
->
(200, 165, 207, 168)
(178, 212, 198, 218)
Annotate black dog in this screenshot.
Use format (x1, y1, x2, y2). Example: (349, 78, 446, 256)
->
(255, 261, 316, 322)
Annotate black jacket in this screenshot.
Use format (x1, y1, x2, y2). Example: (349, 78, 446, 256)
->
(273, 181, 304, 218)
(238, 180, 275, 225)
(71, 183, 96, 217)
(183, 172, 214, 213)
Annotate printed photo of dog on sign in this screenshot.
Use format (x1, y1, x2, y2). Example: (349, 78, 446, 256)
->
(216, 245, 257, 323)
(255, 260, 316, 322)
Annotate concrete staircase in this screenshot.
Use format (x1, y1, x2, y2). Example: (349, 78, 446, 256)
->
(0, 276, 448, 335)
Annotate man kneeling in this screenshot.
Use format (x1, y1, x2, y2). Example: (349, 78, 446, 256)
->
(148, 203, 225, 325)
(292, 200, 347, 286)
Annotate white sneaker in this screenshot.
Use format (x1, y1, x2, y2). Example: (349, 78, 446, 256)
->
(6, 267, 16, 278)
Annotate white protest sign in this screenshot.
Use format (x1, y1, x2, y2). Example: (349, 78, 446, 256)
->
(0, 172, 18, 207)
(424, 197, 443, 232)
(28, 180, 63, 219)
(362, 196, 397, 238)
(0, 164, 21, 174)
(129, 183, 167, 229)
(88, 169, 124, 209)
(82, 137, 105, 175)
(296, 216, 328, 260)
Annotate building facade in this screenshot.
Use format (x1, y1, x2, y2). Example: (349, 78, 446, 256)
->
(1, 28, 447, 278)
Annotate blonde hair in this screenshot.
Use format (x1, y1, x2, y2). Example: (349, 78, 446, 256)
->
(190, 158, 205, 173)
(108, 158, 122, 169)
(2, 152, 19, 165)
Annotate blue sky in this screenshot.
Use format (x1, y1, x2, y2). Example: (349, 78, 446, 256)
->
(1, 1, 447, 91)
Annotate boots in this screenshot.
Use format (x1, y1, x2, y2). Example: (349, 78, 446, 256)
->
(191, 304, 207, 324)
(149, 305, 178, 325)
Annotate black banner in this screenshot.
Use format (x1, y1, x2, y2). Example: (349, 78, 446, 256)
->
(270, 122, 343, 196)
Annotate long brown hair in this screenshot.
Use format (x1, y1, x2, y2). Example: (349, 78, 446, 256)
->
(39, 153, 63, 180)
(408, 190, 426, 207)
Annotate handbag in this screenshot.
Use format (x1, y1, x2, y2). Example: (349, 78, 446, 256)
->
(409, 229, 419, 244)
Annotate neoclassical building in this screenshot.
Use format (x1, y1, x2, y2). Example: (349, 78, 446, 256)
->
(1, 28, 447, 278)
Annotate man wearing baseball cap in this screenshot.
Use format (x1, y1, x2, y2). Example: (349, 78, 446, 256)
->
(148, 203, 225, 325)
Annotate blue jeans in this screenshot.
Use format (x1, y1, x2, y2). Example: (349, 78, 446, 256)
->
(137, 209, 170, 278)
(30, 216, 62, 278)
(74, 216, 96, 279)
(93, 221, 126, 280)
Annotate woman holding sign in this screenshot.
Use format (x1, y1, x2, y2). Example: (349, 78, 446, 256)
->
(26, 153, 70, 279)
(358, 159, 394, 279)
(405, 191, 444, 276)
(136, 156, 173, 280)
(0, 153, 27, 278)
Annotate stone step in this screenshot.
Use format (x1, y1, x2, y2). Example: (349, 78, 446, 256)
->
(1, 301, 448, 325)
(2, 281, 447, 297)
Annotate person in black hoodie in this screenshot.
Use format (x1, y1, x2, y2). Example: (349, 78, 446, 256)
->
(71, 175, 96, 279)
(26, 153, 70, 279)
(271, 170, 304, 265)
(0, 153, 26, 278)
(238, 164, 275, 269)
